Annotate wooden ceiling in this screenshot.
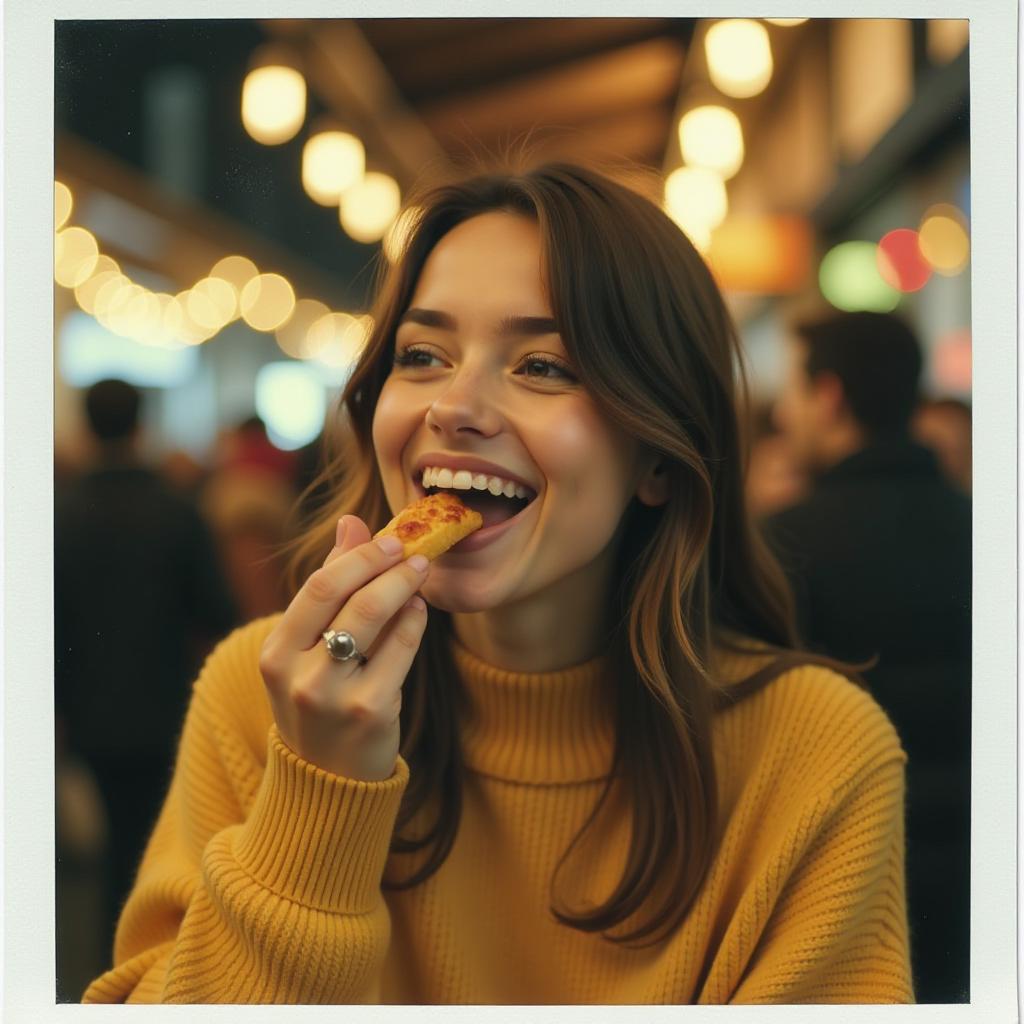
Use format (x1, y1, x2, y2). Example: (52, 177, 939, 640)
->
(270, 18, 695, 186)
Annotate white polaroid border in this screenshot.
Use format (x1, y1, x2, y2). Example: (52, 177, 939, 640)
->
(4, 1, 1017, 1022)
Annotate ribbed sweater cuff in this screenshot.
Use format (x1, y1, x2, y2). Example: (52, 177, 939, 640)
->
(232, 725, 409, 914)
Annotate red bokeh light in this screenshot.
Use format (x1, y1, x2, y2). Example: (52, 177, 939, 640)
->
(876, 229, 932, 292)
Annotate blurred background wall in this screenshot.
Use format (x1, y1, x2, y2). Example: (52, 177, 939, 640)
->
(53, 17, 970, 470)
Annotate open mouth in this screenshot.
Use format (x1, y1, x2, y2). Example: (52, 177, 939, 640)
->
(415, 468, 539, 530)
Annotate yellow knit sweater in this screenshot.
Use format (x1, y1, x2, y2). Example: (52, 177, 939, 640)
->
(83, 616, 913, 1004)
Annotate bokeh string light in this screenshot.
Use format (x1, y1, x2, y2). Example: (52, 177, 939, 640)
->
(677, 106, 745, 180)
(704, 20, 774, 98)
(53, 180, 371, 369)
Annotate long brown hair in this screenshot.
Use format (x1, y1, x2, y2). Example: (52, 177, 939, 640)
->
(287, 162, 870, 946)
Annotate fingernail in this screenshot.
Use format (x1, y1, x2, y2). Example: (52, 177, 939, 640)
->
(407, 595, 427, 611)
(376, 535, 404, 555)
(336, 518, 348, 546)
(407, 554, 429, 573)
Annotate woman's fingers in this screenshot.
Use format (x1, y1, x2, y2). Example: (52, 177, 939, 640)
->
(323, 515, 371, 568)
(277, 531, 411, 650)
(354, 595, 428, 697)
(325, 554, 429, 656)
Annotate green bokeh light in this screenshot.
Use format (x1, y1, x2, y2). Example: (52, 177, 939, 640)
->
(819, 241, 901, 312)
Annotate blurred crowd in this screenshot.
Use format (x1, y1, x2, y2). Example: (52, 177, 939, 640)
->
(54, 384, 326, 1000)
(54, 311, 971, 1003)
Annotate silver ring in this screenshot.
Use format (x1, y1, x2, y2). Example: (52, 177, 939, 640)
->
(322, 629, 368, 665)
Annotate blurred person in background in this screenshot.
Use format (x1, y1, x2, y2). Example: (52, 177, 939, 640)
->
(54, 378, 240, 961)
(200, 414, 299, 619)
(912, 397, 972, 495)
(763, 312, 971, 1003)
(743, 403, 809, 519)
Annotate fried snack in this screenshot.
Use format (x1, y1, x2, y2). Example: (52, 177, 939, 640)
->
(374, 492, 484, 560)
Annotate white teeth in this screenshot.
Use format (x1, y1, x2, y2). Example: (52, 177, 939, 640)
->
(422, 465, 533, 501)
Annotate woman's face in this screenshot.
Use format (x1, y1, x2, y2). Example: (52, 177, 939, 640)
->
(371, 211, 652, 614)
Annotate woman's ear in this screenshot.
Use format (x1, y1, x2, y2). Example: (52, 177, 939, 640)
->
(636, 458, 670, 507)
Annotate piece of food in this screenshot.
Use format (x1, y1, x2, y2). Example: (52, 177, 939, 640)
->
(374, 492, 484, 560)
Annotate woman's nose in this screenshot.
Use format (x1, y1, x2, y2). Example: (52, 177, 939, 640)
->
(425, 371, 502, 438)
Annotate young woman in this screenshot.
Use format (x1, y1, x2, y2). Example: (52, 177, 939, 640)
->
(84, 164, 913, 1005)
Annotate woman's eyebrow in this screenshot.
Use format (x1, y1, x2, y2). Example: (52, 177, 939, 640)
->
(495, 315, 559, 337)
(398, 308, 559, 338)
(399, 307, 456, 330)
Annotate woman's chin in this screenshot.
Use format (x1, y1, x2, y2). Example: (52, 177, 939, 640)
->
(419, 574, 505, 614)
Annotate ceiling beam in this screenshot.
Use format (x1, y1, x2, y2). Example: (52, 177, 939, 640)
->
(421, 37, 685, 148)
(260, 19, 452, 189)
(372, 18, 683, 103)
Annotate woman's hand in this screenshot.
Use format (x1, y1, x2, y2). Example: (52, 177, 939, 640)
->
(259, 515, 430, 781)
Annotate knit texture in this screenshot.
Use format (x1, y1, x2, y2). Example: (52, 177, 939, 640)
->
(83, 616, 913, 1004)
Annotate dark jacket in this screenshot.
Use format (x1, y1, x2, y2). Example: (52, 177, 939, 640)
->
(55, 461, 240, 760)
(762, 438, 971, 835)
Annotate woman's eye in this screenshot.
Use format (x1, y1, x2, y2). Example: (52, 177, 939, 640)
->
(393, 345, 442, 369)
(518, 356, 577, 382)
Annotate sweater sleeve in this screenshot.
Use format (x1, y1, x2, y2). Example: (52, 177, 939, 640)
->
(729, 751, 914, 1004)
(81, 620, 409, 1004)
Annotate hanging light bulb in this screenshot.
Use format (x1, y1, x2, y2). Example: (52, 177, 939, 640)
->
(664, 166, 728, 233)
(241, 46, 306, 145)
(705, 20, 774, 98)
(339, 171, 402, 244)
(677, 106, 745, 180)
(302, 129, 365, 206)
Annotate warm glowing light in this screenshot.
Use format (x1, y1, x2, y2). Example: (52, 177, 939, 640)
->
(165, 292, 217, 346)
(240, 273, 296, 331)
(664, 166, 728, 236)
(241, 65, 306, 145)
(340, 172, 402, 243)
(99, 282, 145, 338)
(72, 255, 121, 313)
(876, 229, 932, 293)
(275, 297, 331, 358)
(918, 204, 970, 275)
(706, 215, 812, 294)
(55, 181, 73, 231)
(92, 274, 133, 321)
(307, 312, 373, 367)
(54, 226, 100, 288)
(210, 254, 259, 292)
(305, 312, 353, 359)
(765, 18, 808, 26)
(819, 241, 900, 312)
(705, 20, 773, 99)
(187, 277, 238, 329)
(302, 131, 365, 206)
(383, 205, 422, 264)
(678, 106, 745, 180)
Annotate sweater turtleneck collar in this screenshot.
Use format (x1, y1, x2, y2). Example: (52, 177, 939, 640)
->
(452, 639, 616, 785)
(451, 632, 772, 786)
